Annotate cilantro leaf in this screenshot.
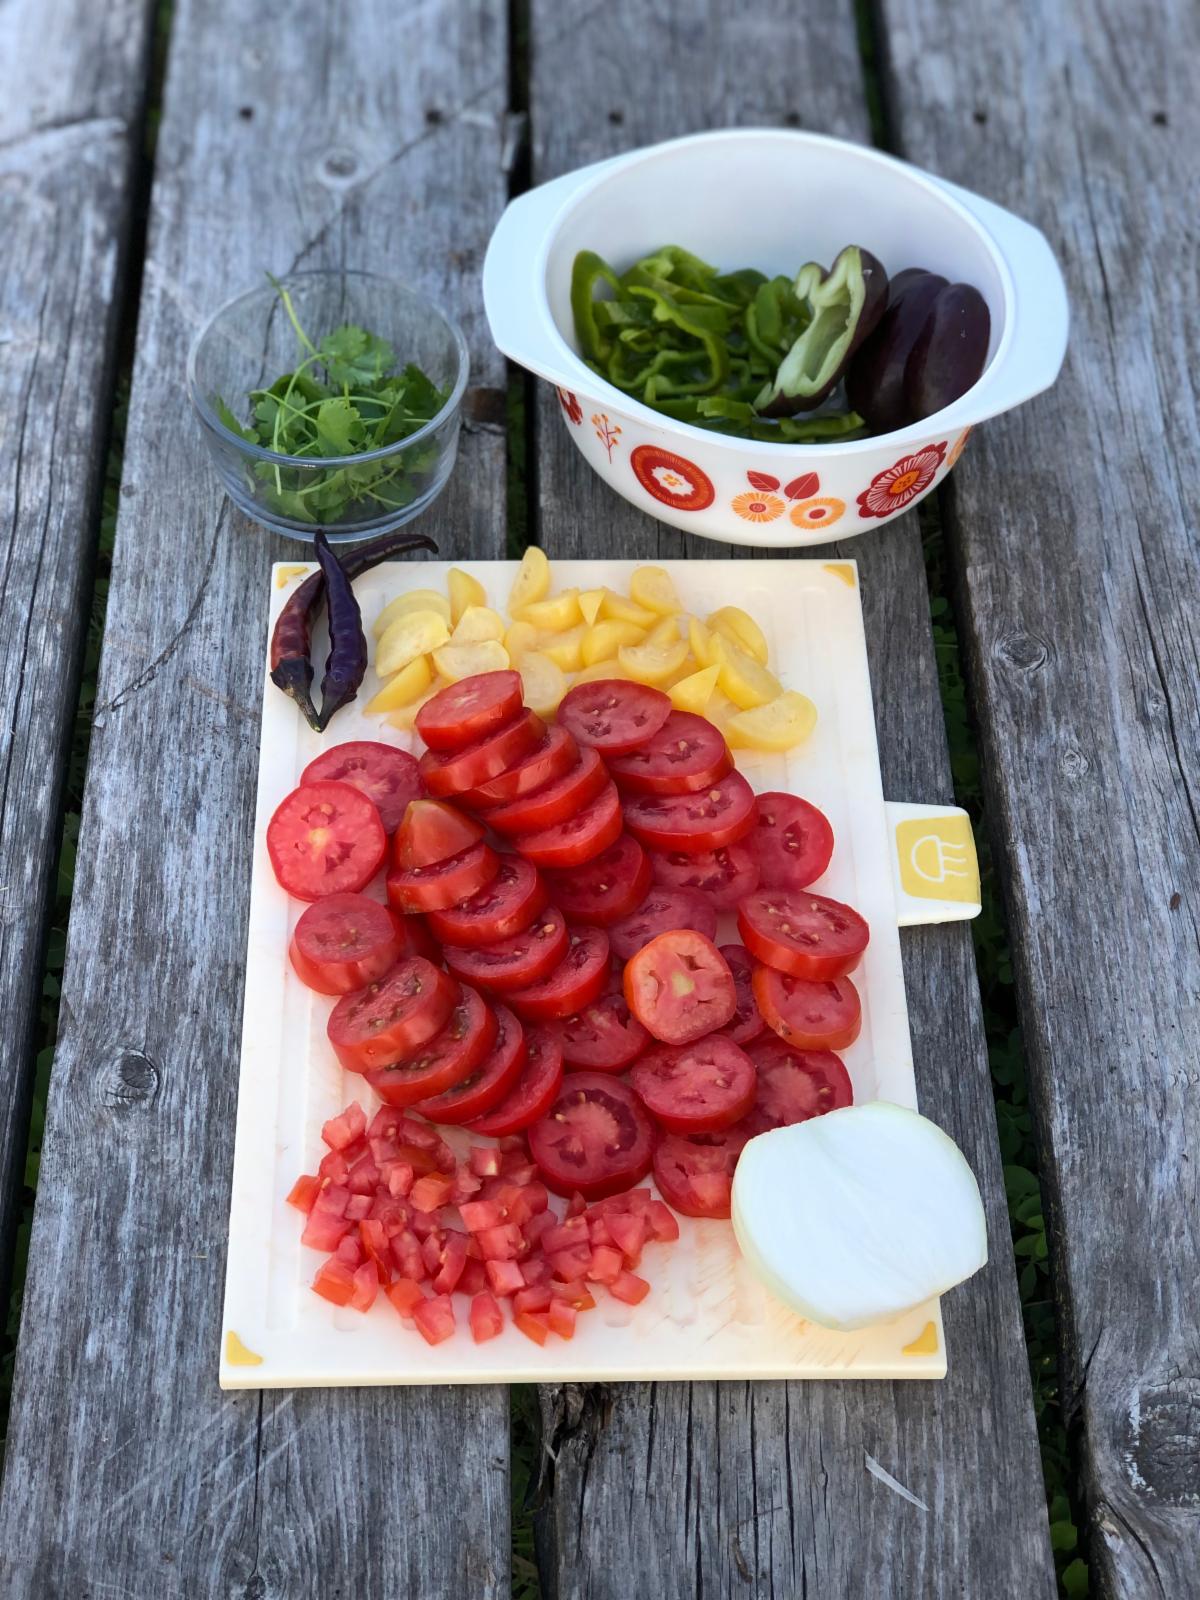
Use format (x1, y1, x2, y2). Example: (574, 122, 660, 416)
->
(214, 396, 258, 444)
(319, 324, 396, 387)
(315, 397, 363, 454)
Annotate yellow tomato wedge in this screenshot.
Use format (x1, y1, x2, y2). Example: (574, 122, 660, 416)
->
(518, 588, 581, 631)
(630, 565, 680, 616)
(581, 619, 646, 666)
(518, 651, 567, 717)
(385, 688, 438, 732)
(508, 546, 551, 614)
(373, 588, 451, 638)
(451, 605, 506, 644)
(645, 615, 681, 647)
(504, 619, 539, 662)
(537, 622, 587, 672)
(618, 636, 690, 686)
(433, 640, 510, 682)
(708, 605, 769, 666)
(599, 589, 657, 628)
(704, 688, 738, 732)
(711, 633, 782, 709)
(726, 691, 818, 751)
(578, 588, 605, 626)
(572, 659, 632, 686)
(688, 615, 715, 667)
(377, 609, 451, 676)
(448, 567, 487, 625)
(669, 663, 720, 713)
(367, 654, 433, 712)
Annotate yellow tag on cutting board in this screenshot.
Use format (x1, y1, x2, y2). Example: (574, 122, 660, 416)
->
(895, 814, 980, 905)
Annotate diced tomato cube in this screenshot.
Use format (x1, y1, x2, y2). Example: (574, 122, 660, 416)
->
(344, 1193, 372, 1221)
(458, 1258, 490, 1296)
(514, 1285, 552, 1314)
(459, 1199, 506, 1233)
(547, 1244, 593, 1282)
(470, 1292, 505, 1343)
(497, 1135, 528, 1154)
(547, 1300, 577, 1339)
(543, 1217, 589, 1254)
(410, 1209, 438, 1239)
(565, 1192, 586, 1218)
(551, 1281, 596, 1312)
(469, 1146, 502, 1178)
(359, 1219, 392, 1278)
(413, 1293, 456, 1345)
(349, 1259, 380, 1312)
(588, 1215, 613, 1247)
(410, 1173, 455, 1213)
(286, 1174, 323, 1214)
(386, 1277, 426, 1317)
(645, 1200, 680, 1242)
(313, 1184, 350, 1217)
(301, 1209, 352, 1251)
(383, 1161, 414, 1198)
(318, 1149, 350, 1184)
(421, 1230, 446, 1273)
(609, 1269, 650, 1305)
(592, 1188, 652, 1216)
(391, 1229, 427, 1281)
(312, 1257, 356, 1306)
(433, 1232, 468, 1295)
(524, 1211, 556, 1248)
(607, 1213, 647, 1264)
(587, 1245, 622, 1284)
(450, 1170, 483, 1205)
(485, 1259, 526, 1297)
(500, 1156, 538, 1184)
(368, 1194, 410, 1229)
(523, 1182, 550, 1215)
(336, 1233, 365, 1268)
(465, 1233, 482, 1260)
(514, 1309, 550, 1346)
(346, 1152, 381, 1195)
(519, 1254, 552, 1286)
(477, 1223, 525, 1261)
(322, 1102, 367, 1150)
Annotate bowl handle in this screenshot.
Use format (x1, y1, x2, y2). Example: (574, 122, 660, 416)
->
(930, 175, 1070, 420)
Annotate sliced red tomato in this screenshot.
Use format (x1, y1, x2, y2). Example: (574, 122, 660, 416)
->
(631, 1036, 756, 1135)
(624, 930, 736, 1045)
(717, 943, 765, 1046)
(608, 886, 717, 963)
(652, 1126, 751, 1219)
(365, 985, 498, 1106)
(484, 747, 607, 836)
(624, 771, 756, 855)
(607, 712, 731, 796)
(738, 888, 870, 980)
(515, 781, 623, 869)
(289, 893, 404, 995)
(558, 679, 672, 756)
(443, 906, 569, 994)
(412, 1004, 527, 1125)
(461, 723, 577, 807)
(393, 914, 439, 962)
(266, 780, 387, 901)
(542, 833, 651, 927)
(416, 670, 523, 752)
(301, 741, 423, 834)
(386, 840, 499, 913)
(420, 710, 543, 798)
(549, 989, 649, 1073)
(465, 1027, 564, 1136)
(746, 1035, 853, 1129)
(425, 856, 547, 947)
(651, 840, 759, 909)
(751, 966, 862, 1051)
(327, 958, 458, 1072)
(506, 925, 610, 1022)
(393, 799, 483, 868)
(528, 1072, 656, 1200)
(752, 792, 834, 890)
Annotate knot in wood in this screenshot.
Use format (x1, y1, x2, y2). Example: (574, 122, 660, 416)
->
(993, 629, 1049, 674)
(1059, 747, 1090, 779)
(103, 1050, 161, 1109)
(319, 147, 359, 183)
(1122, 1374, 1200, 1505)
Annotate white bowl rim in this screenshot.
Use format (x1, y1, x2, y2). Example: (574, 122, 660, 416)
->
(530, 127, 1017, 457)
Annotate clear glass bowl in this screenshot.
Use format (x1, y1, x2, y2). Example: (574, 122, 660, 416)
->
(187, 271, 469, 543)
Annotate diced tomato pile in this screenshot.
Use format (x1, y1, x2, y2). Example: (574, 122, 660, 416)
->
(269, 671, 870, 1341)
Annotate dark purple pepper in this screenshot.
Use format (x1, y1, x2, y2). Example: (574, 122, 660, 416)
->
(847, 270, 948, 434)
(904, 283, 991, 422)
(313, 531, 367, 732)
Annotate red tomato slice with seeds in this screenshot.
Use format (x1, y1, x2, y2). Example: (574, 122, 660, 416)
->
(548, 989, 649, 1073)
(507, 925, 610, 1022)
(751, 965, 863, 1051)
(266, 780, 387, 902)
(631, 1036, 756, 1135)
(608, 886, 717, 963)
(416, 670, 523, 752)
(420, 710, 544, 798)
(301, 742, 424, 834)
(624, 771, 756, 854)
(327, 958, 458, 1073)
(289, 893, 405, 995)
(484, 747, 607, 837)
(746, 1035, 853, 1129)
(461, 723, 577, 808)
(365, 985, 497, 1106)
(514, 781, 623, 869)
(623, 930, 736, 1045)
(528, 1072, 656, 1200)
(738, 888, 870, 980)
(386, 840, 499, 913)
(393, 799, 483, 868)
(716, 943, 765, 1046)
(465, 1027, 565, 1137)
(558, 679, 672, 756)
(751, 792, 834, 890)
(444, 906, 569, 993)
(425, 856, 547, 947)
(412, 1004, 527, 1125)
(652, 1126, 751, 1219)
(393, 915, 439, 962)
(607, 712, 731, 796)
(542, 833, 651, 927)
(651, 840, 759, 909)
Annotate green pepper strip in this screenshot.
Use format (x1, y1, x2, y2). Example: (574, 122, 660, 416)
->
(624, 286, 729, 395)
(571, 250, 625, 363)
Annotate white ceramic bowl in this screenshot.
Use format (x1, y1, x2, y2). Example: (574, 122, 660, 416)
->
(483, 130, 1068, 547)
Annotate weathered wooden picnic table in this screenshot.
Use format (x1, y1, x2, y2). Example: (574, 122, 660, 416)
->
(1, 0, 1196, 1594)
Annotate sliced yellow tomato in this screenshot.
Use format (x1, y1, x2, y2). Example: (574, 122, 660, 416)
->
(537, 622, 587, 672)
(519, 651, 567, 718)
(518, 588, 581, 631)
(448, 567, 487, 625)
(508, 545, 551, 614)
(433, 639, 510, 682)
(704, 688, 738, 732)
(581, 619, 646, 666)
(726, 691, 818, 751)
(688, 615, 715, 667)
(385, 688, 438, 732)
(645, 615, 681, 648)
(451, 605, 506, 644)
(377, 609, 451, 676)
(618, 636, 690, 686)
(572, 659, 632, 686)
(630, 565, 680, 616)
(599, 589, 657, 628)
(504, 619, 539, 662)
(668, 663, 720, 713)
(711, 633, 781, 709)
(578, 588, 605, 626)
(367, 654, 433, 713)
(708, 605, 769, 666)
(374, 588, 451, 638)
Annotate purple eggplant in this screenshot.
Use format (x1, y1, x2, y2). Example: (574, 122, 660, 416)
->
(313, 530, 367, 732)
(846, 269, 948, 434)
(755, 246, 889, 416)
(904, 283, 991, 423)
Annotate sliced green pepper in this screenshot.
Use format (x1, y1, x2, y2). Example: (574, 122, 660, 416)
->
(571, 250, 625, 363)
(625, 286, 729, 394)
(755, 246, 888, 416)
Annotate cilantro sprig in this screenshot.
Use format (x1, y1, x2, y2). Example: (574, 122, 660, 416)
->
(216, 280, 450, 526)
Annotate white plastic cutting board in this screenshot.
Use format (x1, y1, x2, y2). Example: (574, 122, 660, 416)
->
(220, 558, 962, 1388)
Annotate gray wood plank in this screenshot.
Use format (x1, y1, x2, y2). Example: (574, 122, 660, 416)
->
(0, 0, 152, 1310)
(527, 3, 1056, 1595)
(0, 1, 513, 1594)
(875, 1, 1200, 1593)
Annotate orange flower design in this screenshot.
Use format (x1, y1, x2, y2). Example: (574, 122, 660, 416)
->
(732, 491, 786, 523)
(789, 496, 846, 530)
(946, 427, 972, 468)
